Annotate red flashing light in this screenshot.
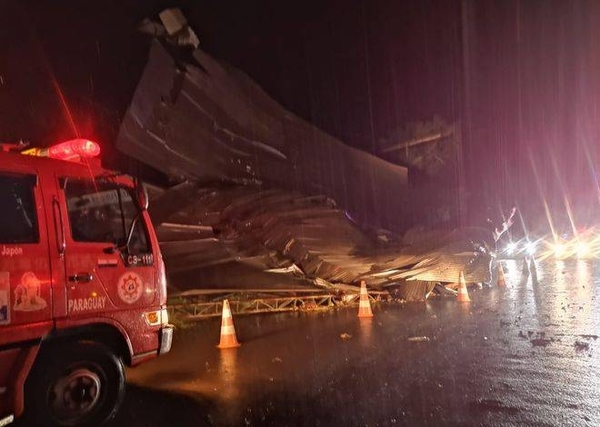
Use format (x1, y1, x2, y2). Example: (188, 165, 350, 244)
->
(47, 139, 101, 161)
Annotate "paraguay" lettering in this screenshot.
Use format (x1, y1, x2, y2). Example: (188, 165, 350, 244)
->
(68, 296, 107, 313)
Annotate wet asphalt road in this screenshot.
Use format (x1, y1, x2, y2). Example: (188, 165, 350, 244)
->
(109, 260, 600, 427)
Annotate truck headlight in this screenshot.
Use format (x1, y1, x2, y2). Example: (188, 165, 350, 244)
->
(144, 308, 169, 326)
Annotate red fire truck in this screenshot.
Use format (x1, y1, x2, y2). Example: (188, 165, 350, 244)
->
(0, 139, 173, 427)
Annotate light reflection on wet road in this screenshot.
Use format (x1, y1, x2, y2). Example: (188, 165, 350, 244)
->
(110, 260, 600, 426)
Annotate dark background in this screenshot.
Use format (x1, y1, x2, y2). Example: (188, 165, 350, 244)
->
(1, 0, 599, 231)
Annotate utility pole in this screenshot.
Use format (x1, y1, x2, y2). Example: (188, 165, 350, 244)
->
(459, 0, 472, 227)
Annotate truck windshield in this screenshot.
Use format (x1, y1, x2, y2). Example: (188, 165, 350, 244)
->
(64, 178, 150, 254)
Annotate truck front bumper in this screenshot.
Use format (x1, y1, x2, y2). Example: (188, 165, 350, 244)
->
(159, 324, 174, 355)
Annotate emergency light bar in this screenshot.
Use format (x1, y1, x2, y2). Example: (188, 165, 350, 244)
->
(22, 138, 101, 162)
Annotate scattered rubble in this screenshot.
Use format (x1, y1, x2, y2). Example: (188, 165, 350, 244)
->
(530, 338, 554, 347)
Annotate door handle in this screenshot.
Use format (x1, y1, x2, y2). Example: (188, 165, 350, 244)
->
(68, 273, 93, 283)
(52, 196, 66, 258)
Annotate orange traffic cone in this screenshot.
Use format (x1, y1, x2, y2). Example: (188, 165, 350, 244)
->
(357, 281, 374, 318)
(497, 263, 506, 287)
(217, 299, 241, 349)
(530, 257, 538, 283)
(521, 258, 530, 277)
(456, 271, 470, 302)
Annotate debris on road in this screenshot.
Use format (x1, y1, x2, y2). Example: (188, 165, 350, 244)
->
(407, 336, 430, 342)
(530, 338, 554, 347)
(470, 398, 522, 415)
(340, 333, 353, 340)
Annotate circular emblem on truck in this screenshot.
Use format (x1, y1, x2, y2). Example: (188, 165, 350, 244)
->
(117, 273, 143, 304)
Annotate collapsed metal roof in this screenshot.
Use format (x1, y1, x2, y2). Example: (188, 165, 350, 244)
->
(115, 26, 493, 298)
(116, 40, 411, 232)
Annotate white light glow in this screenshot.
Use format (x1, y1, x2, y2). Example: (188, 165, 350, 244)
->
(505, 242, 517, 255)
(575, 241, 590, 258)
(554, 243, 566, 258)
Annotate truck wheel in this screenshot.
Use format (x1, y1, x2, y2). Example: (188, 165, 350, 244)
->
(25, 341, 125, 427)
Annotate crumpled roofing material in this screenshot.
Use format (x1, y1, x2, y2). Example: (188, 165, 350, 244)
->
(153, 184, 491, 292)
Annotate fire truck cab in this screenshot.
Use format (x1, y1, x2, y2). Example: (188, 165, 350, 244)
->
(0, 139, 173, 427)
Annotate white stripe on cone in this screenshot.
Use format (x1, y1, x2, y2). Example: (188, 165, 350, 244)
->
(358, 280, 374, 318)
(220, 325, 236, 335)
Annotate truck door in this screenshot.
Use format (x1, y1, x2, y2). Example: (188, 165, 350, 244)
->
(0, 171, 54, 339)
(57, 177, 156, 319)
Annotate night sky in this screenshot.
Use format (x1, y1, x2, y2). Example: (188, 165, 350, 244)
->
(1, 0, 600, 229)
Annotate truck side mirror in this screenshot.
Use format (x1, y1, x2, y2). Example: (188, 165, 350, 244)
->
(135, 180, 149, 211)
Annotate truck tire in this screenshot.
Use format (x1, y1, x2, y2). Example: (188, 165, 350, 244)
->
(25, 341, 126, 427)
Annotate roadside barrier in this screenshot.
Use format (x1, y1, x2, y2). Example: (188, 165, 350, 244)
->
(168, 289, 392, 321)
